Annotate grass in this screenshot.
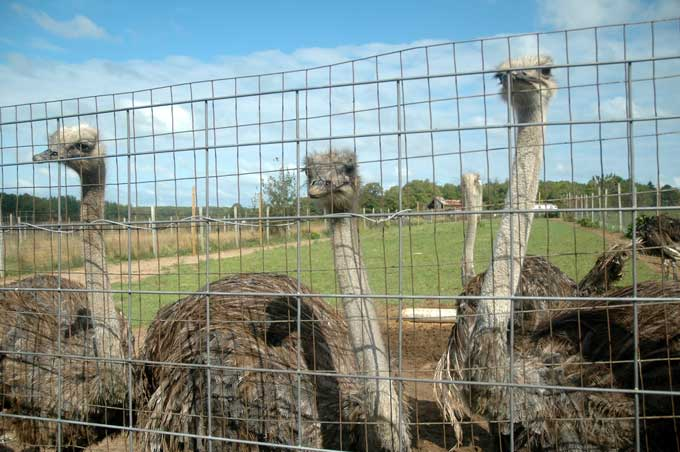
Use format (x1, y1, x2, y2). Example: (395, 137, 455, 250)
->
(1, 222, 325, 276)
(113, 218, 660, 325)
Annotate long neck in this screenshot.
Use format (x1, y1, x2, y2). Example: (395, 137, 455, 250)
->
(81, 168, 121, 356)
(330, 215, 409, 451)
(461, 180, 481, 287)
(477, 103, 546, 330)
(331, 216, 387, 375)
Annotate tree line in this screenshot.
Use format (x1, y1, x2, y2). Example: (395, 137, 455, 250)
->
(2, 173, 678, 222)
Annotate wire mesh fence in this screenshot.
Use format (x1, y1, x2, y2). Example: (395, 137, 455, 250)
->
(0, 18, 679, 452)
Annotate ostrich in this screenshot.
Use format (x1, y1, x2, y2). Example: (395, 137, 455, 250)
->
(136, 273, 372, 452)
(434, 54, 564, 446)
(305, 149, 412, 452)
(634, 214, 680, 280)
(435, 55, 680, 451)
(137, 158, 412, 450)
(0, 125, 130, 449)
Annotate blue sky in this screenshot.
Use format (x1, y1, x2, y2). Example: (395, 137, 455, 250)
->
(1, 0, 679, 208)
(0, 0, 543, 62)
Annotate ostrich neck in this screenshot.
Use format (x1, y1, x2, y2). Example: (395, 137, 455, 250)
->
(477, 103, 547, 330)
(330, 216, 387, 373)
(330, 215, 407, 448)
(461, 183, 481, 286)
(81, 170, 121, 355)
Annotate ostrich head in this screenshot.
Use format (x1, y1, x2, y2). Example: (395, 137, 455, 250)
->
(461, 172, 482, 206)
(496, 55, 556, 111)
(305, 149, 360, 213)
(33, 124, 105, 180)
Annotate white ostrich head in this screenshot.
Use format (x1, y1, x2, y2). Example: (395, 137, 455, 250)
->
(461, 172, 482, 207)
(34, 124, 105, 177)
(496, 55, 556, 111)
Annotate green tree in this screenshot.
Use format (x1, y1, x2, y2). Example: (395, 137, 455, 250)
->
(441, 183, 460, 200)
(360, 182, 384, 210)
(263, 172, 297, 216)
(661, 184, 680, 207)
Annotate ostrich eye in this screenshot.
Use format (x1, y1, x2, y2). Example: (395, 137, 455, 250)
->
(541, 68, 552, 77)
(77, 143, 92, 152)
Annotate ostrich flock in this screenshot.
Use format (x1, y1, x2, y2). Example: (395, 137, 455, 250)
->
(0, 55, 678, 452)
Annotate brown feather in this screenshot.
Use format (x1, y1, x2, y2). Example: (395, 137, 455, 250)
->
(0, 275, 131, 448)
(136, 273, 380, 451)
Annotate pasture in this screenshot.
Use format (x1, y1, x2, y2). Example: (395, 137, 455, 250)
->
(111, 217, 660, 325)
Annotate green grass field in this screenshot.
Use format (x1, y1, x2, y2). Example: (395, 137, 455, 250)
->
(115, 218, 660, 325)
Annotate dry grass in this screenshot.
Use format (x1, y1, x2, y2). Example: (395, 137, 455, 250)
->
(0, 221, 326, 278)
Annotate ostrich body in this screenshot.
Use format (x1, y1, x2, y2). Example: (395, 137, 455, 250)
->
(305, 150, 411, 452)
(529, 280, 680, 451)
(0, 125, 129, 448)
(635, 214, 680, 280)
(137, 273, 371, 451)
(461, 173, 483, 287)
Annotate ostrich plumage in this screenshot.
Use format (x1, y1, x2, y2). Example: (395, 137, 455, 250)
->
(634, 214, 680, 280)
(137, 273, 375, 451)
(0, 126, 130, 449)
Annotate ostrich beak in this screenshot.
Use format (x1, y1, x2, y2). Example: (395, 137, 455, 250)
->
(512, 71, 543, 84)
(308, 183, 325, 198)
(33, 148, 59, 162)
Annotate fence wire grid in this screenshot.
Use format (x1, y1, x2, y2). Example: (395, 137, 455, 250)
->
(1, 18, 680, 452)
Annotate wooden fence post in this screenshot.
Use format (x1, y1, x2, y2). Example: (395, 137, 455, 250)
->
(597, 186, 602, 226)
(191, 186, 197, 256)
(617, 183, 623, 232)
(17, 216, 23, 245)
(590, 194, 595, 223)
(258, 191, 264, 247)
(266, 206, 270, 245)
(603, 189, 608, 231)
(199, 206, 205, 252)
(150, 205, 158, 258)
(233, 206, 240, 248)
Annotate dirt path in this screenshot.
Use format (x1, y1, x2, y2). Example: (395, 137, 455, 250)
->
(6, 238, 329, 287)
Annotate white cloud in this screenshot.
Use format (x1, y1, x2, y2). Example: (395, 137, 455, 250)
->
(539, 0, 680, 29)
(1, 30, 678, 206)
(11, 3, 110, 40)
(29, 37, 64, 52)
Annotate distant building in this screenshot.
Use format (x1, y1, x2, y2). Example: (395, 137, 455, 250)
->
(534, 203, 559, 217)
(428, 196, 463, 210)
(534, 203, 558, 211)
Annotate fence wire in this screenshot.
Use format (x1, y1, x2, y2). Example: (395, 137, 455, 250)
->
(1, 18, 680, 452)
